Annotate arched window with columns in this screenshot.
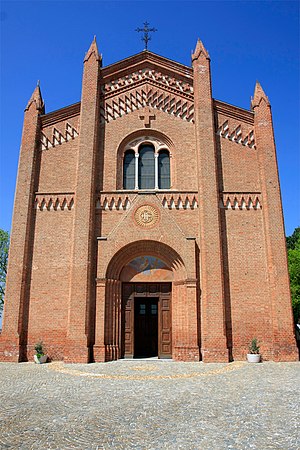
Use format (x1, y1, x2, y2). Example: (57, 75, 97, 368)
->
(122, 137, 172, 190)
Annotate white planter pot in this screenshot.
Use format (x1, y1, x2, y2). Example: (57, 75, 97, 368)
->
(247, 353, 260, 363)
(34, 355, 48, 364)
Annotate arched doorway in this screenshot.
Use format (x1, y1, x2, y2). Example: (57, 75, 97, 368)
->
(121, 255, 173, 359)
(98, 240, 187, 361)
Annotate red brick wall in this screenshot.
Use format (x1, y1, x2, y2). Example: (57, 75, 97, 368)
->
(38, 136, 78, 192)
(27, 210, 74, 360)
(218, 138, 260, 192)
(222, 211, 271, 359)
(1, 45, 297, 363)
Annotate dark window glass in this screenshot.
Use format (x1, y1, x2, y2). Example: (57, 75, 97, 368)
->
(139, 304, 146, 315)
(123, 150, 135, 189)
(138, 144, 155, 189)
(151, 304, 158, 315)
(158, 150, 170, 189)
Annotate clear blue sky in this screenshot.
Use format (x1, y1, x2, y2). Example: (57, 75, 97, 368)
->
(0, 0, 299, 236)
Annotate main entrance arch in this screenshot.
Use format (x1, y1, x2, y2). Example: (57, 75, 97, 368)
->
(122, 281, 172, 359)
(93, 240, 200, 362)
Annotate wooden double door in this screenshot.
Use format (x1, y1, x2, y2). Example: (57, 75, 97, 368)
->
(122, 283, 172, 359)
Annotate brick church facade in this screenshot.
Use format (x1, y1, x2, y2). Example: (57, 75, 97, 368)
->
(0, 38, 297, 363)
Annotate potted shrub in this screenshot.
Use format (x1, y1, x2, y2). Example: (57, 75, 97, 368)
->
(247, 338, 261, 363)
(34, 341, 48, 364)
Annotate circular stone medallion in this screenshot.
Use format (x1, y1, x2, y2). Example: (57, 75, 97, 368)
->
(134, 205, 159, 228)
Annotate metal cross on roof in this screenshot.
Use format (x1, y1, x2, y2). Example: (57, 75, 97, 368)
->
(135, 21, 157, 50)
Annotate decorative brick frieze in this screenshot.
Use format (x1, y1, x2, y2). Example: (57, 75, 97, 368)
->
(101, 67, 193, 100)
(41, 122, 79, 150)
(216, 120, 256, 148)
(159, 193, 198, 209)
(34, 193, 75, 210)
(100, 86, 194, 124)
(96, 192, 198, 211)
(219, 193, 262, 210)
(96, 194, 134, 211)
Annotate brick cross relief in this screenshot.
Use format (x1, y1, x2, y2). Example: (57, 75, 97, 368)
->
(139, 108, 156, 128)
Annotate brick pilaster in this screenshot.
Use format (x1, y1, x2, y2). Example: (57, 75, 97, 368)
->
(192, 40, 228, 362)
(65, 38, 102, 362)
(252, 82, 298, 361)
(0, 85, 44, 361)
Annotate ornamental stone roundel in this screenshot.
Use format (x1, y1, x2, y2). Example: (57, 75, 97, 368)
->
(134, 205, 159, 228)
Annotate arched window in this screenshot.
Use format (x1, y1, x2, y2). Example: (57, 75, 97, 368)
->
(158, 150, 170, 189)
(122, 138, 172, 190)
(138, 144, 155, 189)
(123, 150, 135, 190)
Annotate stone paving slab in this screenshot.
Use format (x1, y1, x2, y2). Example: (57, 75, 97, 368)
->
(0, 360, 299, 449)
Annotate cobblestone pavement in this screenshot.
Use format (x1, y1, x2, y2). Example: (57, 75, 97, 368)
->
(0, 359, 299, 449)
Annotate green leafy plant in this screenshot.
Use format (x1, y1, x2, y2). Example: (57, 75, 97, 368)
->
(34, 341, 44, 359)
(0, 229, 9, 315)
(248, 338, 260, 354)
(286, 227, 300, 323)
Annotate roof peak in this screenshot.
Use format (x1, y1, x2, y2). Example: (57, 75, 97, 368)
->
(84, 36, 102, 64)
(251, 81, 270, 109)
(101, 49, 193, 77)
(25, 82, 44, 112)
(192, 39, 209, 61)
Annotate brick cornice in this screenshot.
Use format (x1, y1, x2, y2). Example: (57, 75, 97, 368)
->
(101, 50, 193, 82)
(214, 99, 254, 125)
(41, 102, 81, 127)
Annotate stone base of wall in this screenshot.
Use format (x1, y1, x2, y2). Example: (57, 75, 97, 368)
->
(26, 344, 65, 362)
(272, 344, 299, 362)
(63, 342, 90, 363)
(201, 348, 229, 363)
(1, 341, 298, 363)
(232, 343, 299, 362)
(0, 337, 21, 362)
(173, 346, 200, 361)
(93, 345, 106, 362)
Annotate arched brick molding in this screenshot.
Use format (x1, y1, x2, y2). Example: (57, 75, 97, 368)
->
(116, 130, 176, 190)
(106, 240, 186, 281)
(94, 240, 200, 362)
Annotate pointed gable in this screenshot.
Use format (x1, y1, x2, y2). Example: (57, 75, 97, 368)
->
(99, 51, 194, 124)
